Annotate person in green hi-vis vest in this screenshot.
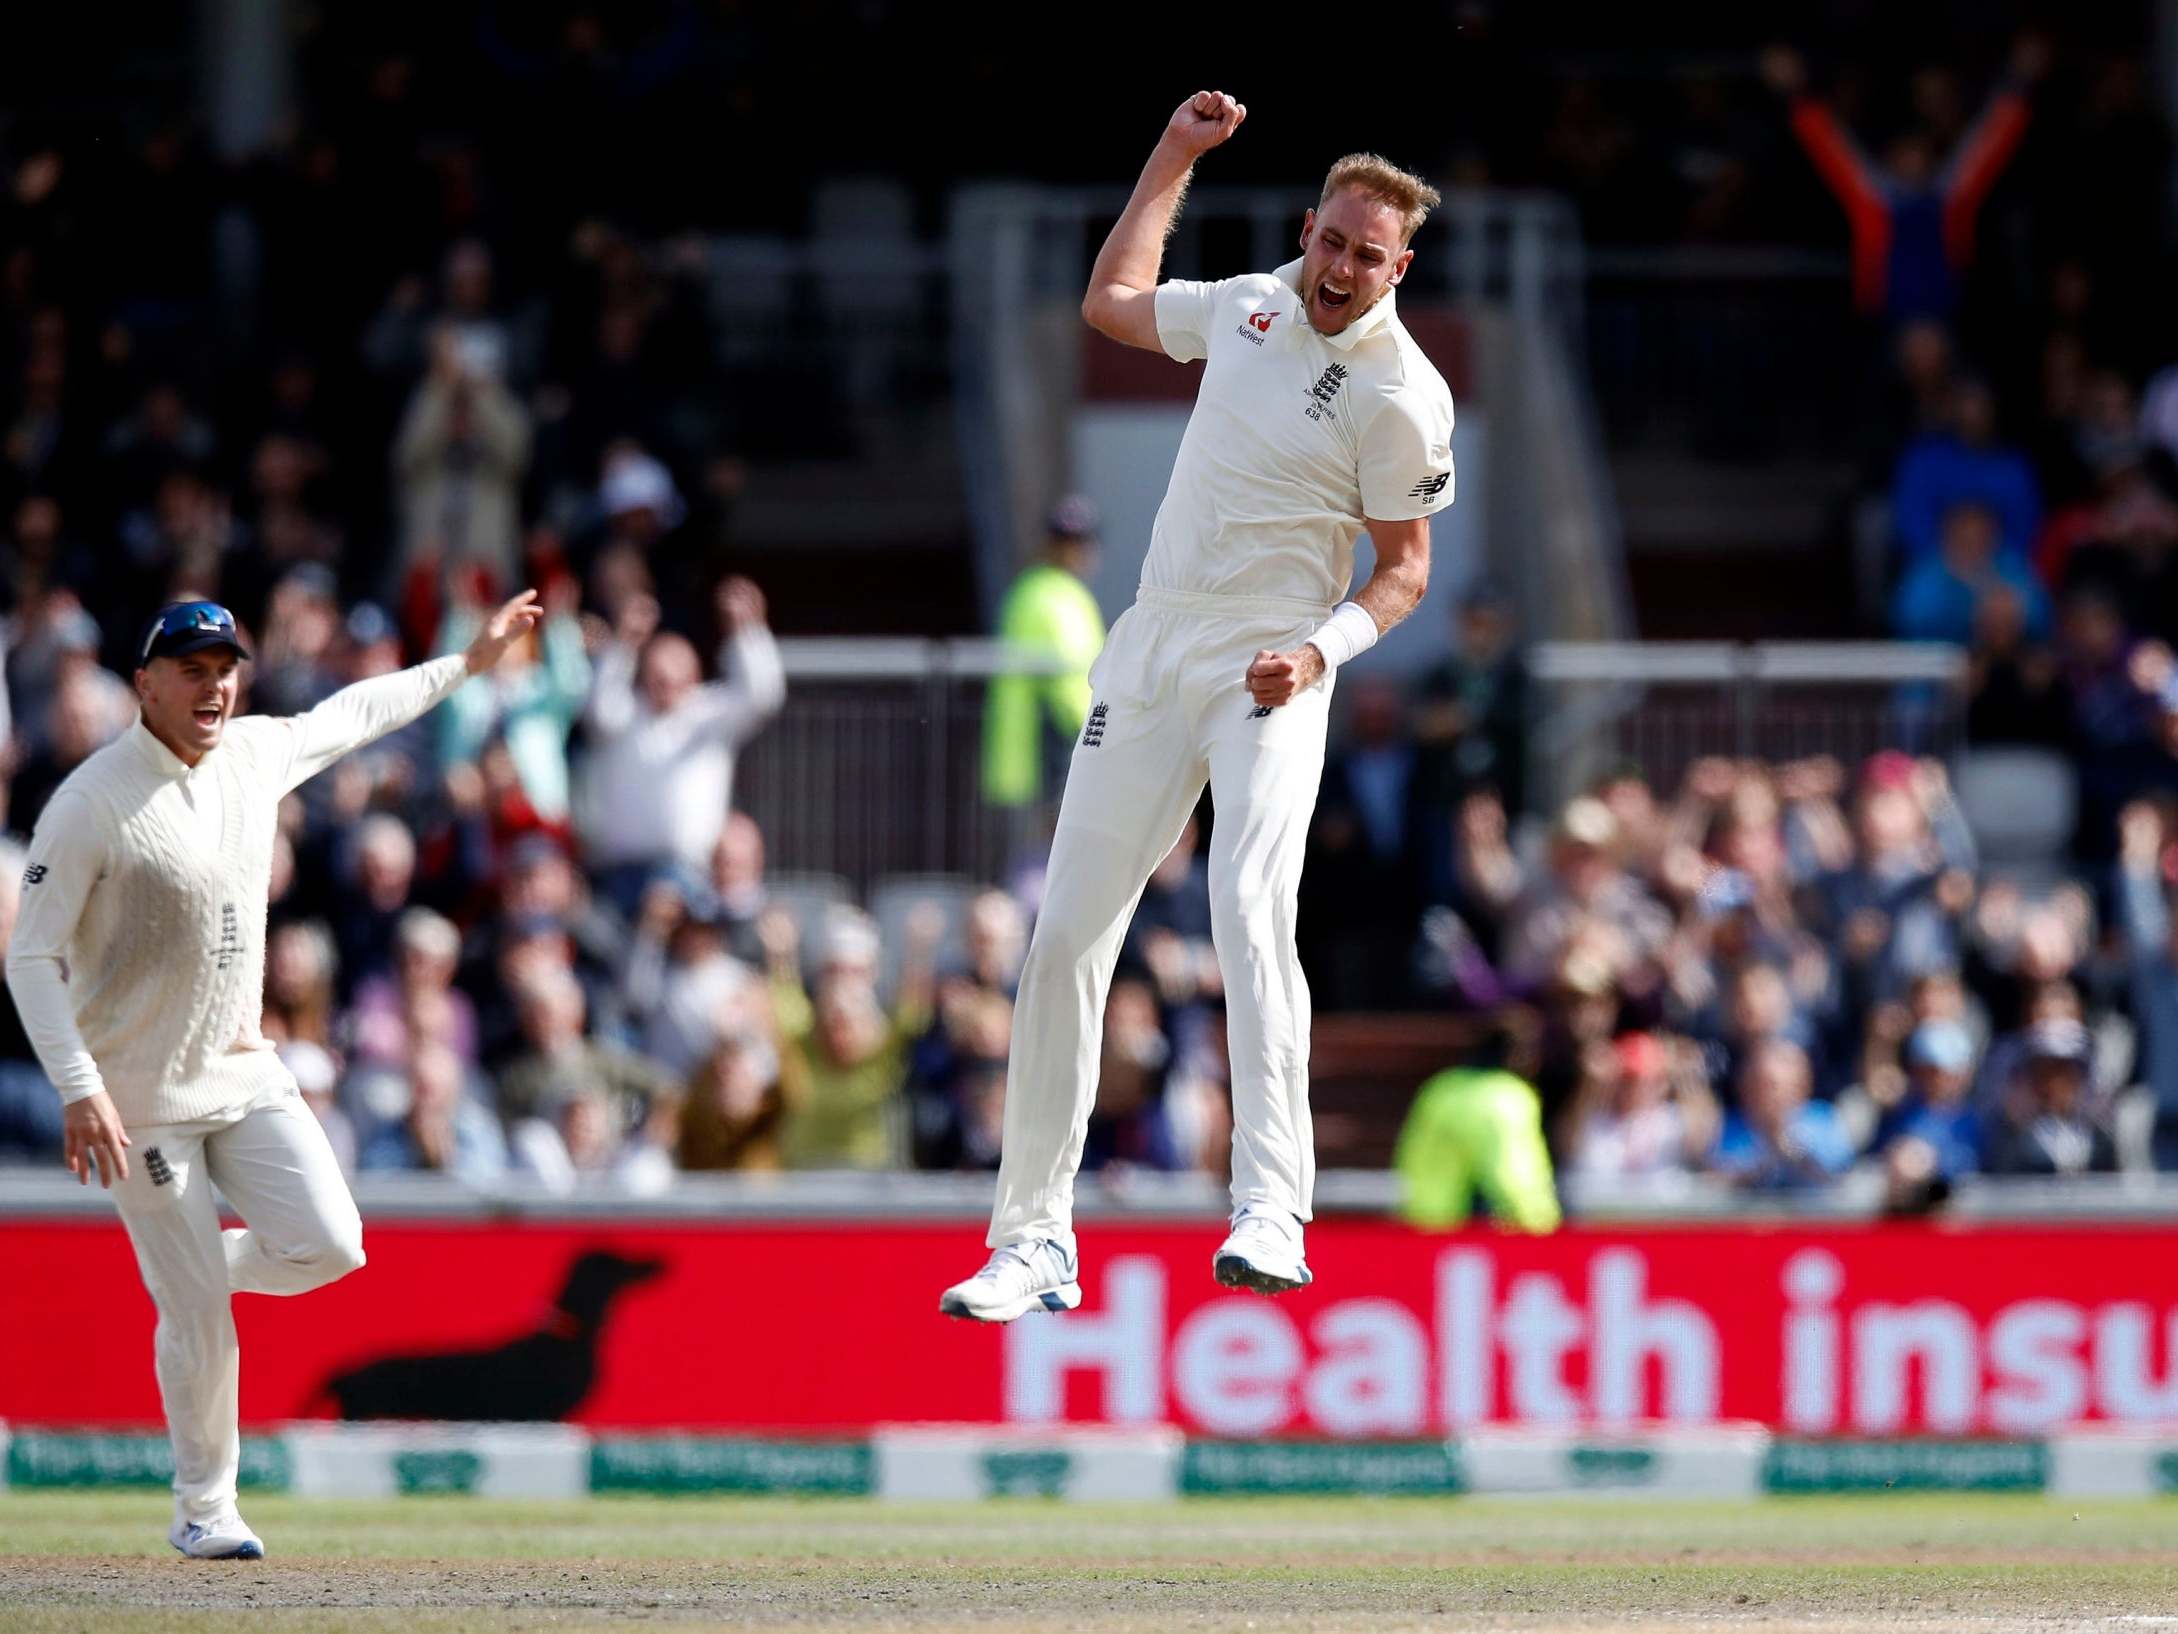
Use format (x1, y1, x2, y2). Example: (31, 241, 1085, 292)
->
(983, 495, 1107, 807)
(1394, 1048, 1562, 1233)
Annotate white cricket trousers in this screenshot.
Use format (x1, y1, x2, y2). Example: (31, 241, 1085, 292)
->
(108, 1086, 363, 1523)
(989, 587, 1335, 1247)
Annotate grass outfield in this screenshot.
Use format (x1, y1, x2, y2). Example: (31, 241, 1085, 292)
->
(5, 1491, 2178, 1632)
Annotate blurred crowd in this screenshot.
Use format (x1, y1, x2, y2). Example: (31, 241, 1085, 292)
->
(1321, 608, 2178, 1209)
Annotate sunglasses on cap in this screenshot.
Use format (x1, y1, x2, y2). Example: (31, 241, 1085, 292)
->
(139, 601, 251, 666)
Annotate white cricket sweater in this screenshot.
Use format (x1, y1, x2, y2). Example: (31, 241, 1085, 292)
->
(5, 655, 469, 1129)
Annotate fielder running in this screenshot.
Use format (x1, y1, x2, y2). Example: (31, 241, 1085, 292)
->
(6, 592, 543, 1558)
(941, 92, 1454, 1320)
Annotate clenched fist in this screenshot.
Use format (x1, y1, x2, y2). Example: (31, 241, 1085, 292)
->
(1245, 644, 1325, 709)
(1164, 90, 1247, 158)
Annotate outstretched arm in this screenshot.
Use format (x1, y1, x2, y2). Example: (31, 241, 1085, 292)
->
(260, 591, 543, 794)
(1940, 38, 2042, 266)
(1082, 90, 1247, 352)
(1762, 46, 1891, 310)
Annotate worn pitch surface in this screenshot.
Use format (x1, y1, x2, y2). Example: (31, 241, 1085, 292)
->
(6, 1492, 2178, 1633)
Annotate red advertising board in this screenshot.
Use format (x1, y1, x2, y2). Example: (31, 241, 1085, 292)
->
(7, 1216, 2178, 1436)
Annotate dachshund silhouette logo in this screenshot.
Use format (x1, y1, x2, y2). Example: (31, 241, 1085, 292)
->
(320, 1249, 665, 1421)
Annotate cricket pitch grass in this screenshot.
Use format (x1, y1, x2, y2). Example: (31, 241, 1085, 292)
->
(5, 1492, 2177, 1633)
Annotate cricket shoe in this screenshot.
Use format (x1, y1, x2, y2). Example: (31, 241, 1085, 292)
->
(1213, 1204, 1313, 1295)
(170, 1512, 265, 1561)
(938, 1238, 1082, 1322)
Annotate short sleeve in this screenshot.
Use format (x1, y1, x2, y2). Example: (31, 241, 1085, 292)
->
(1359, 384, 1456, 522)
(1154, 278, 1225, 363)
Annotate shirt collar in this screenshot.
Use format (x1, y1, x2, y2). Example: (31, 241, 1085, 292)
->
(1274, 257, 1398, 352)
(131, 716, 201, 780)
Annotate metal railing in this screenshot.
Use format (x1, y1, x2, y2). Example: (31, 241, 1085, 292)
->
(738, 640, 1973, 881)
(1526, 640, 1969, 812)
(735, 639, 1070, 893)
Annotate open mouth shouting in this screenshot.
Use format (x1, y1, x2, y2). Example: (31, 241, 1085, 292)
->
(1312, 278, 1354, 326)
(190, 702, 224, 733)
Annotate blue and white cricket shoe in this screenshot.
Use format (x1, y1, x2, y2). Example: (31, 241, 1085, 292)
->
(170, 1512, 265, 1561)
(1213, 1205, 1313, 1295)
(939, 1239, 1082, 1322)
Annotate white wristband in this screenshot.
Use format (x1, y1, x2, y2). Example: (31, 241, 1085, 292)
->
(1304, 601, 1379, 672)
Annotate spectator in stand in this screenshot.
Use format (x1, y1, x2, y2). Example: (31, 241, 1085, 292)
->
(761, 903, 938, 1171)
(330, 813, 419, 1000)
(1872, 1018, 1984, 1205)
(1985, 1017, 2118, 1175)
(909, 890, 1026, 1170)
(7, 591, 122, 758)
(2115, 801, 2178, 1161)
(496, 964, 673, 1135)
(1891, 380, 2044, 570)
(1792, 752, 1977, 1015)
(510, 1082, 676, 1196)
(251, 565, 346, 718)
(356, 1040, 509, 1185)
(393, 323, 533, 604)
(708, 811, 770, 968)
(495, 833, 628, 997)
(1965, 582, 2072, 747)
(1427, 788, 1527, 972)
(12, 654, 132, 832)
(435, 574, 590, 822)
(1761, 39, 2041, 324)
(2140, 353, 2178, 471)
(1892, 501, 2051, 646)
(1714, 1039, 1856, 1189)
(261, 920, 339, 1049)
(103, 381, 218, 518)
(1696, 957, 1823, 1104)
(366, 238, 537, 392)
(2057, 591, 2176, 852)
(350, 907, 479, 1069)
(331, 601, 437, 814)
(1086, 977, 1188, 1172)
(1305, 679, 1431, 1008)
(1504, 796, 1672, 987)
(1412, 579, 1528, 818)
(981, 494, 1107, 809)
(1562, 1030, 1719, 1184)
(1394, 1017, 1562, 1232)
(677, 1032, 785, 1173)
(576, 576, 783, 917)
(620, 867, 757, 1080)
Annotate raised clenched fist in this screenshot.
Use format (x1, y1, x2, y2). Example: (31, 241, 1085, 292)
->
(1166, 91, 1247, 157)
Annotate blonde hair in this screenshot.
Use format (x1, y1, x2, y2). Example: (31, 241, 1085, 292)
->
(1318, 153, 1442, 244)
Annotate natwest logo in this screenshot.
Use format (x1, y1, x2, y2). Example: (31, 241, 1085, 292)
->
(1248, 310, 1280, 333)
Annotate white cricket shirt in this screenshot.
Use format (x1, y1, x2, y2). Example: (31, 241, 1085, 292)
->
(6, 656, 469, 1128)
(1147, 257, 1455, 610)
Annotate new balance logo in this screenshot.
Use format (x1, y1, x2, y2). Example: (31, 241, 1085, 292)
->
(21, 864, 44, 886)
(145, 1148, 173, 1188)
(1247, 704, 1272, 720)
(1080, 702, 1109, 748)
(1407, 471, 1451, 499)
